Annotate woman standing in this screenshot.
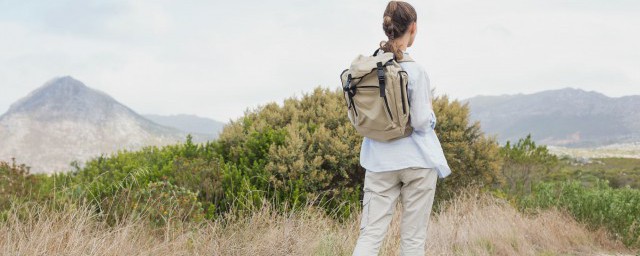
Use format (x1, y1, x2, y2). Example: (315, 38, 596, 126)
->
(352, 1, 452, 255)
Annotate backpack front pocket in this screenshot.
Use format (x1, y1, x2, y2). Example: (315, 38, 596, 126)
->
(352, 86, 394, 131)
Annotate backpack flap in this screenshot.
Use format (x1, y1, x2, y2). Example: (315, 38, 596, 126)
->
(348, 52, 395, 78)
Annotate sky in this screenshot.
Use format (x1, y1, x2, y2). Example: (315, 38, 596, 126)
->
(0, 0, 638, 122)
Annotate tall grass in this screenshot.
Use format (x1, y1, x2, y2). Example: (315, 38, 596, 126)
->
(0, 187, 633, 256)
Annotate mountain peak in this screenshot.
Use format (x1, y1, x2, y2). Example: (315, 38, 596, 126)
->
(44, 75, 88, 90)
(3, 76, 125, 122)
(0, 76, 189, 173)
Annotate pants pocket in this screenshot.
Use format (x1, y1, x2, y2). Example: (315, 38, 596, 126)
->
(360, 191, 372, 231)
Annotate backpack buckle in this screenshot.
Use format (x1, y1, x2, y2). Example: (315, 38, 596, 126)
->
(342, 74, 358, 116)
(343, 74, 353, 92)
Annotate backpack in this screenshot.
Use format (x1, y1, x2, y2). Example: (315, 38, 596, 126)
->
(340, 49, 414, 142)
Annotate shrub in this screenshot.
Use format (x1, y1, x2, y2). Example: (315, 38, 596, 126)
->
(216, 88, 363, 217)
(0, 159, 54, 211)
(499, 134, 559, 196)
(216, 88, 504, 216)
(133, 181, 204, 225)
(431, 95, 504, 204)
(0, 159, 33, 210)
(519, 179, 640, 247)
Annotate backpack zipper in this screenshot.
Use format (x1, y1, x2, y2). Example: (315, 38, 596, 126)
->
(382, 95, 393, 121)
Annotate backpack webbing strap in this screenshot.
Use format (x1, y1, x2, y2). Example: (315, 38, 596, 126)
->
(342, 73, 358, 116)
(376, 62, 386, 97)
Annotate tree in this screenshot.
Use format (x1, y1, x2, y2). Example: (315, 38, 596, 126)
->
(500, 134, 558, 196)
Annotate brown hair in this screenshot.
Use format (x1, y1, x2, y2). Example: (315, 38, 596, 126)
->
(380, 1, 417, 60)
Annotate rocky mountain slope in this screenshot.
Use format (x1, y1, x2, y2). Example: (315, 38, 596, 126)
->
(0, 76, 189, 173)
(464, 88, 640, 147)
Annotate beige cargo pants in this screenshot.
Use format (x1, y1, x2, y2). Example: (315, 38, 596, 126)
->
(352, 167, 439, 256)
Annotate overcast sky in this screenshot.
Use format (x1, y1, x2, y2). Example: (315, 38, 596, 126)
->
(1, 0, 638, 122)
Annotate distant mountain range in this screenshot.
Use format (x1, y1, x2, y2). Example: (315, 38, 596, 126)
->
(0, 76, 223, 173)
(143, 114, 224, 138)
(464, 87, 640, 147)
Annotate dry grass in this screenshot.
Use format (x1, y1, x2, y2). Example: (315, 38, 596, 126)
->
(0, 189, 635, 256)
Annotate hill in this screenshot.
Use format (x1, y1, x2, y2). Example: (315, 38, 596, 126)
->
(464, 87, 640, 147)
(0, 76, 189, 173)
(143, 114, 224, 139)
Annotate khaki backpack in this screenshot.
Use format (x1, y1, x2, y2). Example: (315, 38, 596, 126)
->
(340, 49, 413, 142)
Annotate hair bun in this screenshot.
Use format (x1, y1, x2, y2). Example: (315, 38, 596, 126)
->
(383, 15, 392, 25)
(382, 15, 394, 38)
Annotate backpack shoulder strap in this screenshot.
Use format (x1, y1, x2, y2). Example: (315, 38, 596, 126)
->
(372, 48, 383, 56)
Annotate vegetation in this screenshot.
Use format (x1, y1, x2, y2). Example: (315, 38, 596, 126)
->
(214, 88, 503, 216)
(497, 134, 640, 248)
(1, 86, 639, 252)
(0, 187, 631, 255)
(549, 157, 640, 189)
(519, 179, 640, 247)
(499, 134, 558, 196)
(431, 95, 504, 202)
(0, 88, 501, 220)
(0, 159, 52, 211)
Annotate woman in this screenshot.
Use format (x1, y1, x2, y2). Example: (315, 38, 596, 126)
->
(352, 1, 452, 255)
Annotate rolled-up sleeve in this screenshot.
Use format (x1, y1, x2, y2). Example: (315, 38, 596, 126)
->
(408, 65, 435, 133)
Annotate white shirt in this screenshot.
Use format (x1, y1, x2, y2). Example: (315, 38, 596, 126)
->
(359, 51, 452, 179)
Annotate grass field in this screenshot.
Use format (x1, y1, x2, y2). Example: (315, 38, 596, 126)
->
(1, 188, 635, 256)
(545, 157, 640, 189)
(548, 143, 640, 160)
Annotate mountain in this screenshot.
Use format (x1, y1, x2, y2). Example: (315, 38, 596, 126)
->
(143, 114, 224, 139)
(0, 76, 191, 173)
(463, 87, 640, 147)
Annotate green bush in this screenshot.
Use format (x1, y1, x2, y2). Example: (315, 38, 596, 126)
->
(216, 88, 504, 216)
(0, 159, 34, 210)
(133, 181, 204, 225)
(499, 134, 558, 196)
(50, 134, 270, 222)
(215, 88, 363, 218)
(519, 179, 640, 247)
(0, 159, 54, 211)
(432, 95, 504, 203)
